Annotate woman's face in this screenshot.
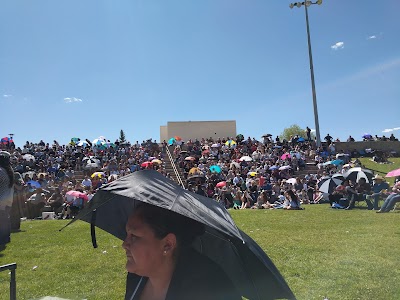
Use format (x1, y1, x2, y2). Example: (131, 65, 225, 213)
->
(122, 213, 166, 276)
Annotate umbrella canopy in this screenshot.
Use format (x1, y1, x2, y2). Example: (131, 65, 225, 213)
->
(230, 161, 240, 169)
(26, 180, 41, 188)
(269, 166, 278, 171)
(168, 138, 176, 145)
(189, 167, 200, 175)
(328, 159, 344, 166)
(225, 140, 237, 148)
(343, 167, 374, 183)
(279, 166, 291, 171)
(247, 171, 258, 177)
(83, 157, 102, 170)
(281, 153, 291, 160)
(297, 137, 305, 142)
(174, 136, 182, 141)
(216, 181, 227, 188)
(141, 161, 153, 168)
(317, 176, 343, 194)
(209, 165, 222, 173)
(63, 170, 295, 300)
(23, 154, 35, 162)
(77, 140, 89, 147)
(211, 143, 220, 148)
(185, 156, 196, 161)
(91, 172, 106, 179)
(151, 159, 162, 165)
(1, 137, 13, 144)
(239, 156, 252, 162)
(262, 134, 272, 138)
(286, 178, 297, 185)
(66, 190, 89, 202)
(362, 134, 372, 139)
(92, 138, 105, 146)
(386, 168, 400, 178)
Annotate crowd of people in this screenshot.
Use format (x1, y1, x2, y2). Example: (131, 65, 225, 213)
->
(0, 132, 399, 238)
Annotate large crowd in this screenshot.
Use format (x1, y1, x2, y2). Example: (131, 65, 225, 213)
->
(0, 132, 399, 231)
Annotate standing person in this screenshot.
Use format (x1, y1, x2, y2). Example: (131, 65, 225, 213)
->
(306, 126, 312, 142)
(0, 151, 14, 245)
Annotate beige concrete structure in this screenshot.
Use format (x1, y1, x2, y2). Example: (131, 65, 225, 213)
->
(160, 120, 237, 142)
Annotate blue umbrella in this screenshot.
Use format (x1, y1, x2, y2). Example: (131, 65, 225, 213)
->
(330, 159, 344, 166)
(168, 138, 176, 146)
(209, 165, 222, 173)
(269, 166, 278, 170)
(26, 180, 41, 188)
(297, 137, 305, 142)
(362, 134, 372, 139)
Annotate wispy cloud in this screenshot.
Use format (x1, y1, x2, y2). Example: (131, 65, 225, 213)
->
(3, 94, 12, 98)
(367, 35, 377, 40)
(331, 41, 344, 50)
(64, 97, 83, 103)
(382, 127, 400, 133)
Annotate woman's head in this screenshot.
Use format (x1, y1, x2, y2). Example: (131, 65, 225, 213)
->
(122, 203, 204, 276)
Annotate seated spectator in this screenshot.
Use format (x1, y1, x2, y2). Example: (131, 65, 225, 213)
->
(375, 181, 400, 213)
(345, 178, 373, 210)
(26, 188, 48, 219)
(47, 188, 64, 213)
(365, 175, 390, 210)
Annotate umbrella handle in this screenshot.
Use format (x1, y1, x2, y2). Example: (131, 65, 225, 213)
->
(91, 210, 98, 248)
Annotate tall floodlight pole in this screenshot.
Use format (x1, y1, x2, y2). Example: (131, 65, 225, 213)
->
(290, 0, 322, 147)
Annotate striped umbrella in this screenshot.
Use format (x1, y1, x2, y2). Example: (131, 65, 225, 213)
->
(317, 176, 343, 194)
(343, 167, 374, 183)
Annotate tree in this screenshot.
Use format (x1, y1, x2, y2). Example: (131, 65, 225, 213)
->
(119, 129, 126, 144)
(280, 124, 314, 141)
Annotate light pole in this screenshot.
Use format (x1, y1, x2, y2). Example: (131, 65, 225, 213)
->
(290, 0, 322, 147)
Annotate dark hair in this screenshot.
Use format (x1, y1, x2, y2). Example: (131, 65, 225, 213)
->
(286, 190, 300, 206)
(134, 203, 205, 249)
(0, 153, 14, 188)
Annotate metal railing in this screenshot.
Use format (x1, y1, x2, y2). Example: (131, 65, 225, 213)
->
(165, 146, 185, 189)
(0, 263, 17, 300)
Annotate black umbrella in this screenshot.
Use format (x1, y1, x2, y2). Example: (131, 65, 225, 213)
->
(317, 175, 343, 194)
(62, 170, 295, 300)
(187, 174, 206, 183)
(343, 167, 374, 183)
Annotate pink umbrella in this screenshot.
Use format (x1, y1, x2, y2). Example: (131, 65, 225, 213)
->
(216, 181, 226, 188)
(281, 153, 291, 160)
(386, 168, 400, 178)
(66, 190, 89, 202)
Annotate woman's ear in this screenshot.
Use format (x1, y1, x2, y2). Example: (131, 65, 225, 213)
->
(163, 233, 177, 254)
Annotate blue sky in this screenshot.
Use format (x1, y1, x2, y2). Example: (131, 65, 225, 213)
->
(1, 0, 399, 147)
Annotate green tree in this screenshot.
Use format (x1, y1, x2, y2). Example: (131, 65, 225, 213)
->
(280, 124, 314, 141)
(119, 129, 126, 144)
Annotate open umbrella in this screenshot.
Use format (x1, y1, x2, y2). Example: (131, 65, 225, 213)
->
(230, 161, 240, 169)
(26, 180, 41, 188)
(174, 136, 182, 141)
(63, 170, 295, 300)
(185, 156, 196, 161)
(189, 167, 200, 175)
(216, 181, 227, 188)
(209, 165, 222, 173)
(281, 153, 291, 160)
(239, 156, 252, 162)
(269, 166, 278, 171)
(225, 140, 237, 148)
(317, 176, 343, 194)
(168, 138, 176, 145)
(279, 166, 291, 171)
(247, 171, 258, 177)
(23, 154, 35, 162)
(297, 137, 305, 142)
(91, 172, 105, 179)
(77, 140, 89, 147)
(343, 167, 374, 183)
(386, 168, 400, 178)
(187, 174, 206, 183)
(151, 159, 162, 165)
(141, 161, 153, 168)
(286, 178, 297, 185)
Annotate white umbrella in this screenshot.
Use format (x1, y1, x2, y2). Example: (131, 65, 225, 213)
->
(279, 165, 291, 171)
(239, 156, 252, 162)
(318, 176, 343, 194)
(23, 154, 35, 162)
(286, 178, 297, 184)
(343, 167, 374, 183)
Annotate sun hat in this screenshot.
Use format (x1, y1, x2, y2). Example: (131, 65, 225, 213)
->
(373, 175, 384, 181)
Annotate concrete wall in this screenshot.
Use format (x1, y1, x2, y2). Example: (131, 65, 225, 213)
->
(160, 120, 236, 142)
(335, 141, 400, 153)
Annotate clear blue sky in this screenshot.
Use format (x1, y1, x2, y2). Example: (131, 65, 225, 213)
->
(1, 0, 399, 147)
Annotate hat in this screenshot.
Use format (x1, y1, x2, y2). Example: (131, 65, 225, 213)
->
(373, 175, 384, 181)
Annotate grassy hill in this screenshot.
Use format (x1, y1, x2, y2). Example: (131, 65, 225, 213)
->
(1, 204, 399, 300)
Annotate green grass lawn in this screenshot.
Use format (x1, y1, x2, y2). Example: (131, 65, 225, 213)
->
(359, 157, 400, 186)
(0, 205, 399, 300)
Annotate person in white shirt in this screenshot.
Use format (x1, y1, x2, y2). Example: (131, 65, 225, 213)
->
(81, 176, 92, 188)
